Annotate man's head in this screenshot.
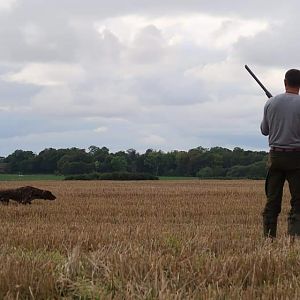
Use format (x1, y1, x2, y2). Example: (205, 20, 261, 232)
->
(285, 69, 300, 89)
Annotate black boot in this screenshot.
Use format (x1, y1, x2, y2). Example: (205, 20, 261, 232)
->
(263, 216, 278, 238)
(288, 214, 300, 237)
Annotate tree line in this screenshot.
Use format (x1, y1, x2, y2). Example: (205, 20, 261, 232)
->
(0, 146, 268, 179)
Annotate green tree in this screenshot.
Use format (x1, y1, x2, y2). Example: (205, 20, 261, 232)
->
(175, 151, 189, 176)
(197, 167, 214, 178)
(88, 146, 111, 172)
(34, 148, 68, 173)
(59, 161, 94, 175)
(57, 148, 94, 175)
(4, 150, 36, 173)
(161, 152, 177, 176)
(144, 150, 164, 176)
(126, 149, 139, 172)
(111, 156, 128, 172)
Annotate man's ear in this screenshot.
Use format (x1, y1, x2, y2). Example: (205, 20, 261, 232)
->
(284, 79, 287, 87)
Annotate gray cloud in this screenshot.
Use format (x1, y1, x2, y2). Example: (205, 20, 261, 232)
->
(12, 0, 296, 19)
(1, 0, 295, 156)
(236, 16, 300, 69)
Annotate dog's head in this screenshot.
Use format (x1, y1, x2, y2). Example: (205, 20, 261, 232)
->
(42, 190, 56, 200)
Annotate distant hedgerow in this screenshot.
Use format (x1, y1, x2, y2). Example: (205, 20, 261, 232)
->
(64, 172, 159, 181)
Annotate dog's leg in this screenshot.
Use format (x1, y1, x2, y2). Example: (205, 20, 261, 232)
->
(0, 197, 9, 205)
(21, 197, 32, 205)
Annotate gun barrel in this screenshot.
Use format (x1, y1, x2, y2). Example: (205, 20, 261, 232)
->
(245, 65, 273, 98)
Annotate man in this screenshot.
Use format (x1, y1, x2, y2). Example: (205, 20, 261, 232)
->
(261, 69, 300, 238)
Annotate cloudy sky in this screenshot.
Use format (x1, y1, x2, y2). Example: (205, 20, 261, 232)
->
(0, 0, 298, 156)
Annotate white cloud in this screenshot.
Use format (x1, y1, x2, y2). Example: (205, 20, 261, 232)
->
(98, 14, 268, 50)
(29, 84, 140, 118)
(30, 86, 73, 113)
(1, 0, 296, 156)
(0, 0, 16, 12)
(94, 126, 108, 133)
(235, 16, 300, 69)
(186, 60, 247, 85)
(0, 105, 10, 112)
(212, 19, 268, 48)
(129, 25, 166, 64)
(141, 134, 166, 146)
(21, 23, 44, 46)
(3, 63, 85, 86)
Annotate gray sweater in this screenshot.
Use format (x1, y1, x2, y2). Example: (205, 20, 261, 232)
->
(261, 93, 300, 148)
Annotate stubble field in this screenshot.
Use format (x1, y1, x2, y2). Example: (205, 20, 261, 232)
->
(0, 180, 297, 299)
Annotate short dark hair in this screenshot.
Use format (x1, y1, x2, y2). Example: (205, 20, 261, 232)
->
(285, 69, 300, 88)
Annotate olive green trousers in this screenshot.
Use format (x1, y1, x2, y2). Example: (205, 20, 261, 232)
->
(263, 151, 300, 238)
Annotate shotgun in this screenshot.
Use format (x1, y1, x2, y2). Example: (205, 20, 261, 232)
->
(245, 65, 273, 98)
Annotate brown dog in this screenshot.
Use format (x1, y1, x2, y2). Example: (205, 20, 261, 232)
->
(0, 186, 56, 205)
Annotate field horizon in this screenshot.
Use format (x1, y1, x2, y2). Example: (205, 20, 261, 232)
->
(0, 179, 297, 299)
